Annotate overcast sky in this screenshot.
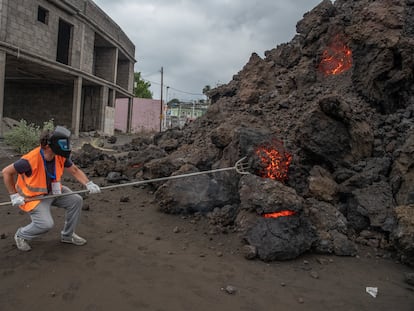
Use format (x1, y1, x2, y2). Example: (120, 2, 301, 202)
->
(93, 0, 322, 101)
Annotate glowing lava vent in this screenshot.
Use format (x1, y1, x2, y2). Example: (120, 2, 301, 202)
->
(255, 140, 292, 182)
(318, 35, 352, 75)
(263, 210, 296, 219)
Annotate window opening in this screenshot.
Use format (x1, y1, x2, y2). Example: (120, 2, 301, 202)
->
(56, 19, 73, 65)
(37, 6, 49, 24)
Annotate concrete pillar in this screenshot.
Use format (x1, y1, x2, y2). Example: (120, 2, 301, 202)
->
(99, 85, 108, 132)
(0, 51, 6, 137)
(71, 76, 82, 138)
(127, 96, 133, 133)
(128, 62, 134, 93)
(79, 24, 85, 71)
(113, 48, 119, 84)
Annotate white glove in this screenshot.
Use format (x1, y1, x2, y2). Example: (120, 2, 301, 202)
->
(86, 181, 101, 194)
(10, 193, 25, 207)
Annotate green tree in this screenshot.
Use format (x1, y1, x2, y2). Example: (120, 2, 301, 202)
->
(202, 85, 211, 103)
(202, 85, 211, 95)
(134, 72, 153, 98)
(168, 98, 180, 104)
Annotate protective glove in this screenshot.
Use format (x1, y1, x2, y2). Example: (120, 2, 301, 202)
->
(86, 181, 101, 194)
(10, 193, 25, 207)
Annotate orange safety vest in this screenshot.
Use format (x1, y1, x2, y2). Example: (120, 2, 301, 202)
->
(15, 146, 66, 212)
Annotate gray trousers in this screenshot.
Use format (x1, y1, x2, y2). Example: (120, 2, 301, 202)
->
(17, 186, 83, 240)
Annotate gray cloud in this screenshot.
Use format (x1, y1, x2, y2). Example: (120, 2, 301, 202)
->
(93, 0, 322, 100)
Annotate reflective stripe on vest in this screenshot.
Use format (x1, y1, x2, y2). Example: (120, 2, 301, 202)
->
(20, 174, 48, 193)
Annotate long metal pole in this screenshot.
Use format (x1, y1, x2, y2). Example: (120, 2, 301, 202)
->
(0, 158, 249, 206)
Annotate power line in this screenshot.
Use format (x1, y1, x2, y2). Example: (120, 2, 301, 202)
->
(141, 68, 207, 96)
(141, 78, 205, 97)
(141, 70, 160, 77)
(143, 78, 160, 86)
(141, 69, 206, 96)
(167, 86, 204, 96)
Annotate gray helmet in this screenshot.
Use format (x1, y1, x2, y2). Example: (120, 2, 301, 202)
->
(48, 126, 72, 158)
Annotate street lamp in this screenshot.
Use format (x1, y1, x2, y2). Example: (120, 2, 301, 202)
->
(165, 86, 169, 129)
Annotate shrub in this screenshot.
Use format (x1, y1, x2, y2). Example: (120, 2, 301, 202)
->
(4, 119, 54, 154)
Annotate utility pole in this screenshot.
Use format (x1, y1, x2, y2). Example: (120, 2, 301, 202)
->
(160, 66, 163, 132)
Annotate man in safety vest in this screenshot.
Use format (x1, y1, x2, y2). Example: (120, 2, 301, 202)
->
(2, 125, 101, 251)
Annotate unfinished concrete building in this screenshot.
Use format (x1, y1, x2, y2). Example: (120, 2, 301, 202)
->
(0, 0, 135, 136)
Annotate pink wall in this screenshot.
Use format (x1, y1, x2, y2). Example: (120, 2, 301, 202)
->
(114, 98, 129, 132)
(115, 98, 161, 133)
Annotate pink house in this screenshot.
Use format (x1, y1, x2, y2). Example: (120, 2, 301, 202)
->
(115, 98, 161, 133)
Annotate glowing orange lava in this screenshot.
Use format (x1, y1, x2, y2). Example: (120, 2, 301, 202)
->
(319, 36, 352, 75)
(255, 145, 292, 182)
(263, 211, 296, 218)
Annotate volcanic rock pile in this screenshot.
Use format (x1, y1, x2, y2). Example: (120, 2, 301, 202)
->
(75, 0, 414, 264)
